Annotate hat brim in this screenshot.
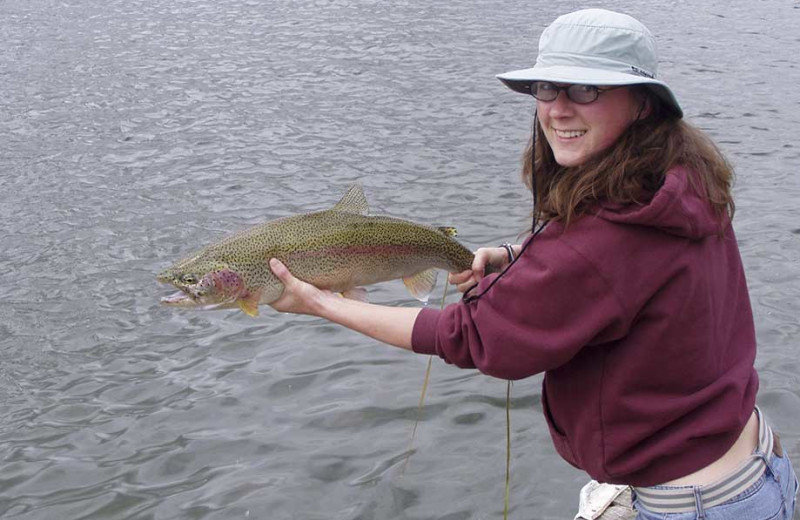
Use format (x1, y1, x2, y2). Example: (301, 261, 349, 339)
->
(497, 65, 682, 118)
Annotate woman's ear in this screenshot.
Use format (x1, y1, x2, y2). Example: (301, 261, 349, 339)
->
(638, 98, 652, 120)
(634, 88, 655, 121)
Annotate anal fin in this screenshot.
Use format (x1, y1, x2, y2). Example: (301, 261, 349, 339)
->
(402, 269, 438, 303)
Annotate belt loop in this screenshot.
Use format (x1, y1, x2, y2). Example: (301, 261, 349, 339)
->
(761, 450, 777, 479)
(755, 406, 777, 478)
(693, 486, 707, 519)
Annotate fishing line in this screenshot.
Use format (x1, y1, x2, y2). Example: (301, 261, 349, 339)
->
(459, 107, 544, 518)
(400, 279, 449, 477)
(402, 282, 515, 520)
(503, 380, 512, 520)
(404, 107, 543, 518)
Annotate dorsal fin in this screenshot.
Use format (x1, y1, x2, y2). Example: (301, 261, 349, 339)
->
(332, 184, 369, 215)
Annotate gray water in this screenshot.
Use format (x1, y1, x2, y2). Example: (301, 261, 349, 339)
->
(1, 0, 799, 518)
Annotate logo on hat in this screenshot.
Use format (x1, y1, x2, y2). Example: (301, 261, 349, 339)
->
(630, 65, 655, 79)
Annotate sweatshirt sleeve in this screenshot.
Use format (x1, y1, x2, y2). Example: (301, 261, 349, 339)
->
(411, 234, 631, 380)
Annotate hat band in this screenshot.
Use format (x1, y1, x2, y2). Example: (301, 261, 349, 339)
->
(536, 52, 656, 79)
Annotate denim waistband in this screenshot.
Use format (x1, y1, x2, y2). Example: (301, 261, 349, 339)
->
(633, 408, 773, 514)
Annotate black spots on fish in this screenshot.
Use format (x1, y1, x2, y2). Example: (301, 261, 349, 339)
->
(792, 228, 800, 235)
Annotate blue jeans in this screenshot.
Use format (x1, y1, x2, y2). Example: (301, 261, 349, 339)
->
(632, 450, 798, 520)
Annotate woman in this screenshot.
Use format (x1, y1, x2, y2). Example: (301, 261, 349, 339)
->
(268, 9, 798, 519)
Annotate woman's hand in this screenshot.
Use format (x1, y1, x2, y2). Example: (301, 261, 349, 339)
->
(448, 246, 516, 293)
(268, 258, 334, 316)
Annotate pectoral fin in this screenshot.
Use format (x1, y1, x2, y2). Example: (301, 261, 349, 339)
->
(402, 269, 438, 303)
(237, 289, 262, 317)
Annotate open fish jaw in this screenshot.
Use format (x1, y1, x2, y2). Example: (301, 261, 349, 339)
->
(161, 290, 196, 306)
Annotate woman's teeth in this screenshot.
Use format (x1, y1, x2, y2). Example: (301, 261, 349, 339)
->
(555, 129, 587, 139)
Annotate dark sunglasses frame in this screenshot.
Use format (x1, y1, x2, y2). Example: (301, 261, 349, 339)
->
(528, 81, 622, 104)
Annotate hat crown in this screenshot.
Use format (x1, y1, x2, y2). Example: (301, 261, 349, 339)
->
(538, 9, 658, 79)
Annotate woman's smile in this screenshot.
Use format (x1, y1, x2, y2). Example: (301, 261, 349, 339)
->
(553, 128, 588, 139)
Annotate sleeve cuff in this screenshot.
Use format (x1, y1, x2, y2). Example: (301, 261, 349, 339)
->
(411, 307, 442, 355)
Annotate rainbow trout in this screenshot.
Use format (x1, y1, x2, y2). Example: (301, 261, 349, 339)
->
(157, 184, 477, 316)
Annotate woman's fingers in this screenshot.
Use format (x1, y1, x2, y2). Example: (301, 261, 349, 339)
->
(448, 270, 478, 294)
(448, 270, 473, 285)
(471, 251, 488, 282)
(448, 247, 517, 293)
(269, 258, 290, 282)
(456, 279, 478, 293)
(268, 258, 321, 314)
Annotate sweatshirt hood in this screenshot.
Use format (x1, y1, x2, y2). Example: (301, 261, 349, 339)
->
(594, 166, 727, 239)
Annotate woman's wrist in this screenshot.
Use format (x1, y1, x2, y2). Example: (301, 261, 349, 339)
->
(496, 243, 522, 263)
(310, 289, 342, 318)
(498, 243, 516, 263)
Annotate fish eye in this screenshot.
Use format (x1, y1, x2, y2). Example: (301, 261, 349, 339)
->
(181, 274, 199, 284)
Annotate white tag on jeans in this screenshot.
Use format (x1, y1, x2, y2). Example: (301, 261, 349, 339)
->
(574, 480, 630, 520)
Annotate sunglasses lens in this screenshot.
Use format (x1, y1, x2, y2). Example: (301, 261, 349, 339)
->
(530, 83, 605, 103)
(567, 84, 599, 104)
(530, 82, 558, 101)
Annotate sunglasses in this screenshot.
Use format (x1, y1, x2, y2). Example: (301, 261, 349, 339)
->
(528, 81, 622, 104)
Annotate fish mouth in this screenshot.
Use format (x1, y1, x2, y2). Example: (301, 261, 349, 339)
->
(161, 290, 196, 306)
(159, 288, 237, 311)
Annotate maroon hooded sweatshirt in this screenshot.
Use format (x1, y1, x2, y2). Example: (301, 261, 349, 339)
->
(411, 166, 758, 486)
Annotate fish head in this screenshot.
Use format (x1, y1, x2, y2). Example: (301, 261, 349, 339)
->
(157, 259, 247, 308)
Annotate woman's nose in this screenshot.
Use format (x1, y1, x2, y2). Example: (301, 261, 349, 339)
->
(548, 90, 574, 116)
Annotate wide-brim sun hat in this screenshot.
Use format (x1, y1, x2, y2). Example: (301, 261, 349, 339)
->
(497, 9, 683, 118)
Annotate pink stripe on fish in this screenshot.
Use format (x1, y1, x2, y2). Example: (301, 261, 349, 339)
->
(289, 244, 424, 258)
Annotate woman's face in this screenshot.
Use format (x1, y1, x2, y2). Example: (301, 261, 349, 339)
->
(537, 85, 642, 167)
